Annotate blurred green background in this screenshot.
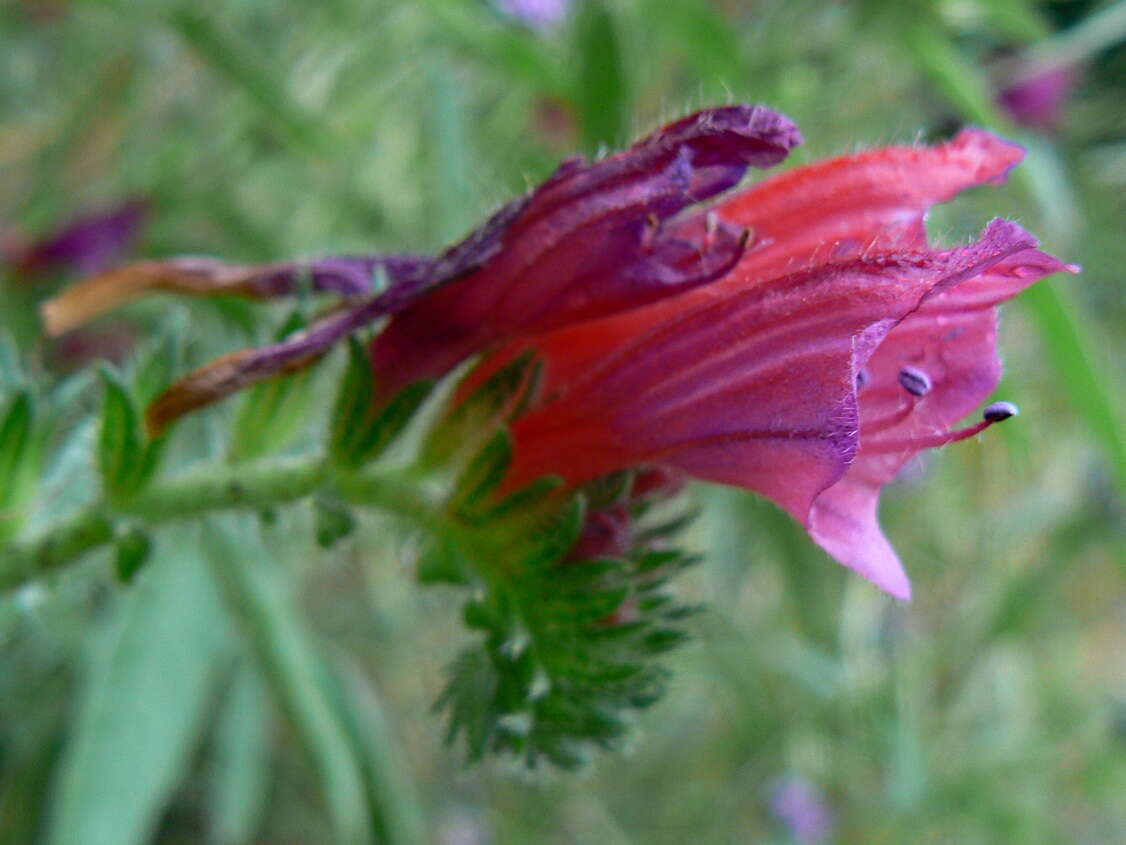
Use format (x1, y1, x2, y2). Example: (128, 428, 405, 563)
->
(1, 0, 1123, 843)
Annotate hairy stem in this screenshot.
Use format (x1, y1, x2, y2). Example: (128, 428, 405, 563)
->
(0, 455, 434, 593)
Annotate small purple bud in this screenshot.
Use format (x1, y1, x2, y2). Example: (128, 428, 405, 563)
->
(897, 366, 932, 397)
(983, 401, 1019, 422)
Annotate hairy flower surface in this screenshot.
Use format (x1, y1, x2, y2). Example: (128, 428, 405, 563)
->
(46, 107, 800, 431)
(38, 110, 1077, 599)
(370, 104, 801, 396)
(482, 130, 1076, 598)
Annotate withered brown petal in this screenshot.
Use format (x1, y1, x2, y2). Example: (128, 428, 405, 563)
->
(143, 265, 443, 435)
(41, 254, 432, 337)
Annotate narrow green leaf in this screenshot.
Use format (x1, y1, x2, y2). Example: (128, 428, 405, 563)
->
(48, 536, 230, 845)
(113, 526, 152, 583)
(1021, 281, 1126, 495)
(574, 0, 628, 152)
(357, 380, 436, 465)
(230, 314, 318, 462)
(203, 520, 372, 845)
(428, 62, 474, 243)
(313, 498, 356, 549)
(330, 657, 430, 845)
(901, 19, 1010, 127)
(134, 310, 187, 406)
(332, 338, 434, 469)
(643, 0, 749, 94)
(898, 18, 1126, 498)
(0, 390, 36, 542)
(208, 662, 272, 845)
(97, 366, 147, 500)
(329, 337, 376, 466)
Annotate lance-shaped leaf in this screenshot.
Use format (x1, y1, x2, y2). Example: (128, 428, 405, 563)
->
(229, 312, 319, 462)
(114, 526, 153, 584)
(328, 337, 433, 469)
(0, 390, 38, 543)
(98, 366, 163, 499)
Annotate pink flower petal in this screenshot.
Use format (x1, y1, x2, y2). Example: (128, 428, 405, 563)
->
(372, 105, 802, 395)
(505, 221, 1039, 533)
(806, 248, 1078, 597)
(705, 128, 1026, 280)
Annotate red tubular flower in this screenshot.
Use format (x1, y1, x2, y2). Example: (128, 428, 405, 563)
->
(490, 130, 1077, 599)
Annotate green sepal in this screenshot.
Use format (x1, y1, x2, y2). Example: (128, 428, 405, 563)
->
(98, 365, 163, 501)
(416, 534, 472, 586)
(433, 467, 704, 768)
(423, 351, 540, 468)
(448, 429, 513, 521)
(313, 498, 356, 549)
(330, 337, 434, 468)
(133, 311, 187, 405)
(0, 389, 38, 542)
(230, 312, 318, 462)
(114, 526, 153, 583)
(329, 336, 376, 463)
(349, 381, 434, 468)
(582, 470, 634, 510)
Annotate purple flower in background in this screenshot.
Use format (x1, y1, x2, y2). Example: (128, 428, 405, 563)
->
(497, 0, 569, 29)
(768, 777, 835, 844)
(998, 64, 1079, 131)
(9, 199, 148, 280)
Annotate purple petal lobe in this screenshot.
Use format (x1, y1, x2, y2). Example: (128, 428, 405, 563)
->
(372, 105, 801, 394)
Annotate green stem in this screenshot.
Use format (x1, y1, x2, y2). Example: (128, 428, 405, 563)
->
(0, 454, 435, 594)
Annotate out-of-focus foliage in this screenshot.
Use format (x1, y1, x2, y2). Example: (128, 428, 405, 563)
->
(1, 0, 1123, 843)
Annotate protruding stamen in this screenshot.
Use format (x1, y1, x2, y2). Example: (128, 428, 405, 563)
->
(864, 419, 993, 454)
(983, 401, 1019, 422)
(864, 402, 1020, 456)
(898, 366, 932, 397)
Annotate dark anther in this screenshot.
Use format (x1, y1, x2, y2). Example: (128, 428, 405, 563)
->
(983, 401, 1019, 422)
(897, 366, 932, 397)
(856, 369, 870, 390)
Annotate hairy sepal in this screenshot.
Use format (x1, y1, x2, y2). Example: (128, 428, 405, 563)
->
(423, 369, 700, 768)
